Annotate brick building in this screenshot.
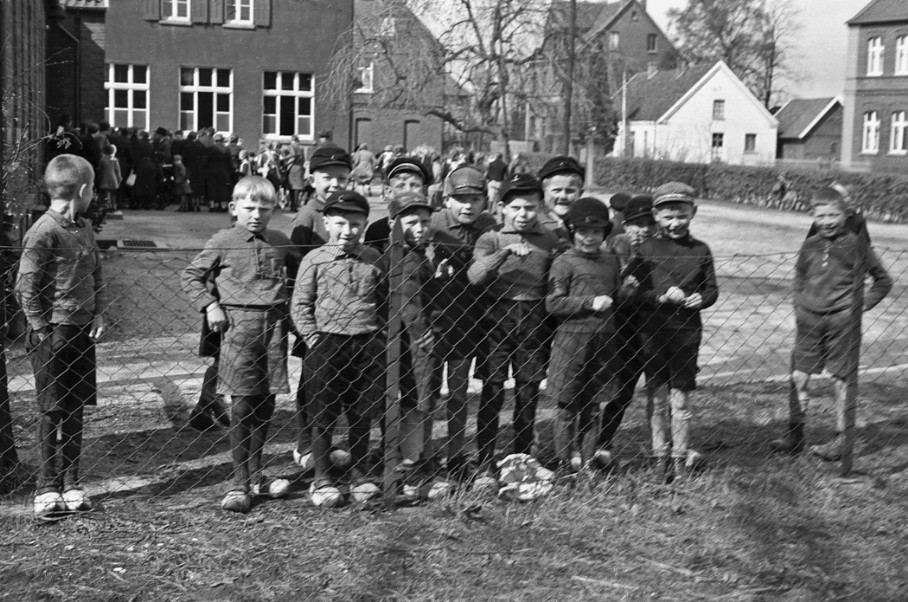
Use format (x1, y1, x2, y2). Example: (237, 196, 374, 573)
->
(841, 0, 908, 173)
(102, 0, 354, 148)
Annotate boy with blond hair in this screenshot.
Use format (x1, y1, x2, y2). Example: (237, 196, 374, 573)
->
(17, 154, 107, 516)
(183, 176, 300, 513)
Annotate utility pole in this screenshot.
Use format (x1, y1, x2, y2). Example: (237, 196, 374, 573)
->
(562, 0, 576, 155)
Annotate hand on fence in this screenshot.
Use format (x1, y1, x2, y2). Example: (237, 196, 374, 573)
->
(206, 302, 229, 331)
(660, 286, 687, 304)
(89, 315, 106, 341)
(591, 295, 613, 312)
(683, 293, 704, 309)
(504, 242, 532, 257)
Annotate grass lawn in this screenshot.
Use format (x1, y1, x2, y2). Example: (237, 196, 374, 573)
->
(1, 202, 907, 600)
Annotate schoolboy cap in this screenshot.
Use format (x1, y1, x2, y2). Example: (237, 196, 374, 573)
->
(563, 197, 611, 229)
(388, 191, 433, 219)
(322, 190, 369, 216)
(623, 195, 655, 223)
(609, 192, 632, 212)
(499, 173, 543, 205)
(537, 155, 585, 181)
(385, 156, 433, 186)
(309, 146, 352, 172)
(652, 182, 696, 206)
(444, 166, 486, 196)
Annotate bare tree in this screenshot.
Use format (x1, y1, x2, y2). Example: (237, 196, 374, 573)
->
(323, 0, 550, 154)
(667, 0, 800, 107)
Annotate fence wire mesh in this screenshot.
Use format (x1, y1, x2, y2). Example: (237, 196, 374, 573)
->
(1, 242, 906, 513)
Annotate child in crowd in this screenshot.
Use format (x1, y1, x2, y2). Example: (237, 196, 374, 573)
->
(291, 191, 385, 507)
(16, 154, 107, 516)
(288, 146, 354, 473)
(468, 174, 560, 491)
(97, 144, 122, 212)
(537, 156, 585, 243)
(628, 182, 718, 481)
(431, 166, 497, 478)
(182, 176, 300, 513)
(607, 192, 632, 241)
(546, 197, 625, 477)
(172, 154, 192, 212)
(598, 195, 656, 460)
(771, 187, 891, 460)
(364, 156, 433, 253)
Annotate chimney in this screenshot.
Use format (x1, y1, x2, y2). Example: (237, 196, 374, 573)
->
(639, 0, 647, 10)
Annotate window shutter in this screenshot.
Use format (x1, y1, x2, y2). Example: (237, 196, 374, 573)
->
(191, 0, 210, 23)
(254, 0, 271, 27)
(144, 0, 161, 20)
(210, 0, 224, 24)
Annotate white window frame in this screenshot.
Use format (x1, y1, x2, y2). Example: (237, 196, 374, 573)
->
(711, 132, 724, 161)
(713, 99, 725, 121)
(744, 133, 757, 153)
(867, 36, 884, 76)
(226, 0, 254, 25)
(889, 111, 907, 154)
(262, 71, 315, 141)
(104, 64, 150, 130)
(354, 62, 374, 94)
(608, 32, 620, 50)
(162, 0, 191, 22)
(862, 110, 880, 154)
(179, 67, 234, 134)
(646, 34, 657, 53)
(896, 35, 908, 75)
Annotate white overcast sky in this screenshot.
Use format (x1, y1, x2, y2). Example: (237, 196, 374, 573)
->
(648, 0, 871, 99)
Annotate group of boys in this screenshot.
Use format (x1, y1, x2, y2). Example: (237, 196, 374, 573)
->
(19, 149, 891, 517)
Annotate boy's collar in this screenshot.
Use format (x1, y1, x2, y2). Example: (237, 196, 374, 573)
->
(233, 225, 268, 241)
(47, 205, 86, 228)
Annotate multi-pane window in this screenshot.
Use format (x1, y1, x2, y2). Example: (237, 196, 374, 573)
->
(105, 64, 149, 130)
(647, 34, 657, 53)
(890, 111, 907, 153)
(862, 111, 880, 153)
(226, 0, 253, 24)
(163, 0, 190, 21)
(711, 132, 724, 161)
(744, 133, 756, 153)
(180, 67, 233, 133)
(354, 63, 374, 94)
(712, 99, 725, 120)
(896, 36, 908, 75)
(262, 71, 314, 139)
(867, 37, 884, 76)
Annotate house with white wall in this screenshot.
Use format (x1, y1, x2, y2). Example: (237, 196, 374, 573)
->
(613, 60, 778, 165)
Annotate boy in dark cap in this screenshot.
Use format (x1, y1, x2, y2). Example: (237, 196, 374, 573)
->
(431, 166, 497, 477)
(364, 156, 433, 252)
(291, 191, 385, 507)
(468, 174, 560, 491)
(608, 192, 632, 239)
(598, 195, 655, 462)
(627, 182, 718, 481)
(287, 146, 354, 473)
(537, 156, 585, 243)
(771, 187, 891, 462)
(546, 197, 626, 477)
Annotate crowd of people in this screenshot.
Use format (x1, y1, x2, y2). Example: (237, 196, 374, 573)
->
(19, 136, 893, 516)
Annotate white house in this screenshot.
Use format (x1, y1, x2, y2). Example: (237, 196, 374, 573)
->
(613, 61, 778, 165)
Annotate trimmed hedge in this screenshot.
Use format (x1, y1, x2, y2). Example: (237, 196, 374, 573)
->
(523, 153, 908, 223)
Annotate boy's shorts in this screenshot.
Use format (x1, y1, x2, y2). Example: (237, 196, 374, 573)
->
(478, 299, 550, 384)
(218, 306, 289, 396)
(642, 328, 701, 392)
(27, 324, 97, 413)
(305, 332, 385, 428)
(792, 306, 861, 379)
(546, 328, 614, 412)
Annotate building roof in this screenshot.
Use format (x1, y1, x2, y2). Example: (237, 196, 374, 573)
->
(623, 63, 714, 121)
(848, 0, 908, 25)
(59, 0, 107, 9)
(587, 1, 633, 39)
(775, 97, 841, 139)
(548, 1, 612, 32)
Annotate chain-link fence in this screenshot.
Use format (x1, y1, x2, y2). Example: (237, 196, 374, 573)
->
(1, 242, 906, 514)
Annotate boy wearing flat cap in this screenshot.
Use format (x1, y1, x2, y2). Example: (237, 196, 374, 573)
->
(431, 166, 497, 477)
(288, 145, 354, 473)
(365, 156, 434, 253)
(537, 156, 585, 244)
(546, 197, 628, 477)
(627, 182, 718, 481)
(468, 174, 560, 491)
(598, 195, 656, 461)
(291, 191, 385, 507)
